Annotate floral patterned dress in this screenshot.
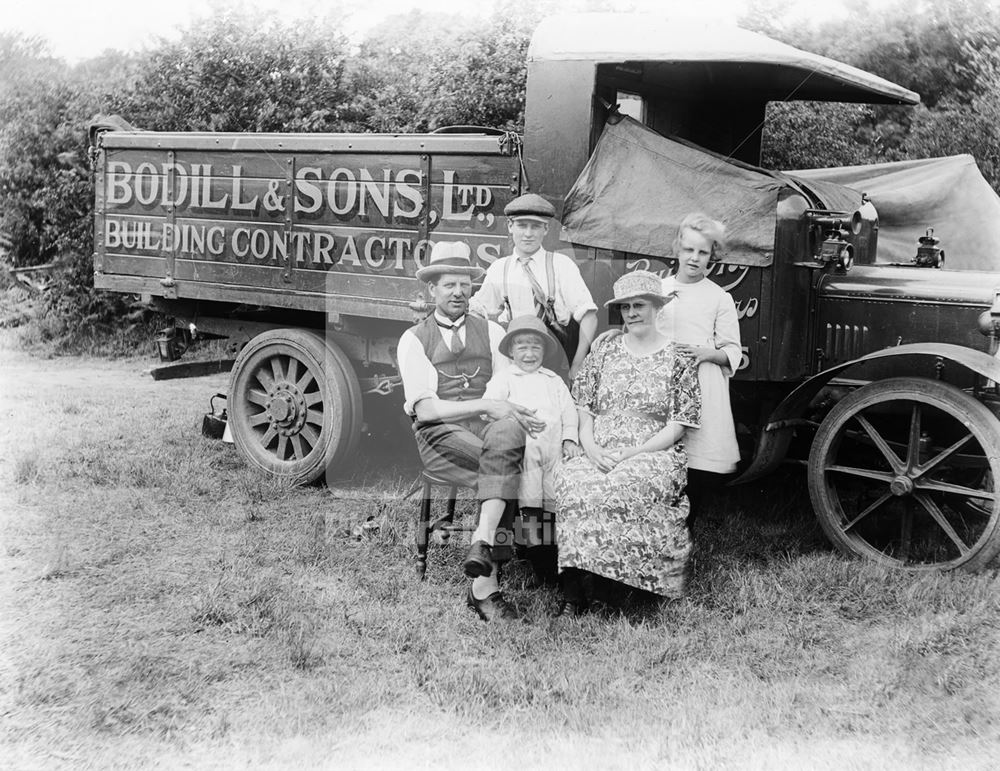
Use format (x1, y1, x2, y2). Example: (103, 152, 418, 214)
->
(554, 337, 701, 597)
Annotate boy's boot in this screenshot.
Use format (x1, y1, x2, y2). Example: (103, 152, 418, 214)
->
(518, 506, 558, 587)
(525, 545, 559, 587)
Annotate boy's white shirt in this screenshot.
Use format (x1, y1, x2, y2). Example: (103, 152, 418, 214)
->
(483, 363, 579, 510)
(469, 250, 598, 325)
(483, 365, 579, 443)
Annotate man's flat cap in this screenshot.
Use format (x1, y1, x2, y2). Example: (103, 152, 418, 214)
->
(503, 193, 556, 220)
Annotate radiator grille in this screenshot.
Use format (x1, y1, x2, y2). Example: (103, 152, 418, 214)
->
(824, 323, 870, 363)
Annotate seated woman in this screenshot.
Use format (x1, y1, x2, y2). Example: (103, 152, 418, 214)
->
(554, 270, 701, 614)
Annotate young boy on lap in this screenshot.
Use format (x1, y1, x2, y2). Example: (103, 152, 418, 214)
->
(484, 315, 581, 583)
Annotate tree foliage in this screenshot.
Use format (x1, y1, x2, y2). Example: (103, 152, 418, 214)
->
(108, 7, 352, 133)
(833, 0, 1000, 109)
(761, 102, 882, 171)
(418, 8, 537, 131)
(749, 0, 1000, 184)
(342, 1, 545, 133)
(0, 33, 99, 267)
(340, 11, 480, 133)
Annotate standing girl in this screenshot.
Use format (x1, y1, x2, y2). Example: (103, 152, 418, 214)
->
(657, 213, 741, 505)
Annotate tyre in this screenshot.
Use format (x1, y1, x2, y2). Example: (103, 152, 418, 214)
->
(807, 377, 1000, 571)
(228, 329, 362, 484)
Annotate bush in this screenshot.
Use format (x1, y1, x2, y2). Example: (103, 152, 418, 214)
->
(747, 0, 1000, 188)
(0, 35, 98, 269)
(107, 8, 352, 133)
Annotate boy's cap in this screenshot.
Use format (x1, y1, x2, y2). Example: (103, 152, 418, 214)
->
(499, 315, 558, 358)
(504, 193, 556, 222)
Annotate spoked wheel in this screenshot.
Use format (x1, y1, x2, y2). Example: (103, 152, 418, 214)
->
(807, 377, 1000, 571)
(228, 329, 362, 484)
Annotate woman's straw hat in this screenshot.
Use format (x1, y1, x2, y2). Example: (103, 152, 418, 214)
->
(603, 270, 669, 307)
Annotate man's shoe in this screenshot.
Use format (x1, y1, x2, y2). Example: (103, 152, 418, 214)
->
(466, 587, 519, 622)
(463, 540, 493, 578)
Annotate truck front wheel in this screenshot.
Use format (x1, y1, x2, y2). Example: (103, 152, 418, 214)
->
(807, 377, 1000, 571)
(228, 329, 362, 484)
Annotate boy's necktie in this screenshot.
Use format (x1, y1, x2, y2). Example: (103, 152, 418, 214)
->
(518, 256, 549, 319)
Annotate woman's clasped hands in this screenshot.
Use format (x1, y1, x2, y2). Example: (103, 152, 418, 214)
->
(583, 441, 641, 473)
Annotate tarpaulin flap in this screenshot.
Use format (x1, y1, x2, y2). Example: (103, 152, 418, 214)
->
(561, 117, 784, 266)
(790, 156, 1000, 271)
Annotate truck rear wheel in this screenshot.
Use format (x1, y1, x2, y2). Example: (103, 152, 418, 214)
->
(228, 329, 362, 484)
(807, 377, 1000, 571)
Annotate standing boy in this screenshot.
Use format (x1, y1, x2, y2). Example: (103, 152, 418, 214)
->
(470, 193, 598, 381)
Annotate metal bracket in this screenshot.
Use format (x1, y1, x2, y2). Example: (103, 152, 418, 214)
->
(362, 375, 403, 396)
(159, 276, 178, 298)
(165, 151, 177, 288)
(419, 154, 432, 248)
(283, 156, 295, 283)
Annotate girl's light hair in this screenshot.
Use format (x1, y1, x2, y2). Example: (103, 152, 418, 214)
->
(673, 213, 726, 261)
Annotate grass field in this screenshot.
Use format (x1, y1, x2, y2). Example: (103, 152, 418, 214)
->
(1, 333, 998, 769)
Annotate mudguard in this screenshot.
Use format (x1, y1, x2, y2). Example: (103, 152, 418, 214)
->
(733, 342, 1000, 484)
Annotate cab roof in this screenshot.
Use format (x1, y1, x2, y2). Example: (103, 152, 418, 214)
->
(529, 13, 920, 106)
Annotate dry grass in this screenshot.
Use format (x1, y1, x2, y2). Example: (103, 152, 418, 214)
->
(1, 331, 998, 769)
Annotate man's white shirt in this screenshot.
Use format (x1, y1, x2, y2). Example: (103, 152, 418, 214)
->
(397, 311, 509, 415)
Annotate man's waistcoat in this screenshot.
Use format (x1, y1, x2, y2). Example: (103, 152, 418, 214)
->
(411, 314, 492, 400)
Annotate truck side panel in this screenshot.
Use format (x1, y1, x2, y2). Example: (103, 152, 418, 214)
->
(94, 134, 520, 322)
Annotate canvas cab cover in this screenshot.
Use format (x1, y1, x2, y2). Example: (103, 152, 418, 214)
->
(560, 117, 820, 265)
(561, 117, 1000, 270)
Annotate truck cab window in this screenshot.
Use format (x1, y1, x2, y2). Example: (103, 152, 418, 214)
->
(616, 90, 645, 123)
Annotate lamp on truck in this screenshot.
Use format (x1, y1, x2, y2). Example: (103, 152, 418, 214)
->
(914, 227, 945, 268)
(977, 290, 1000, 344)
(155, 327, 189, 362)
(820, 231, 854, 274)
(807, 212, 855, 273)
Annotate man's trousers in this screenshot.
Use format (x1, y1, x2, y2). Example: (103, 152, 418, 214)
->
(413, 416, 526, 560)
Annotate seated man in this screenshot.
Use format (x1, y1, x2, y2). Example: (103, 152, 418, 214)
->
(397, 241, 544, 622)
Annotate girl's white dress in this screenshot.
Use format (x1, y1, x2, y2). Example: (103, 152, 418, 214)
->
(657, 276, 742, 474)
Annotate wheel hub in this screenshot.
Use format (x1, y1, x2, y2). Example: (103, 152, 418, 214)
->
(264, 381, 307, 436)
(889, 474, 914, 497)
(267, 393, 293, 422)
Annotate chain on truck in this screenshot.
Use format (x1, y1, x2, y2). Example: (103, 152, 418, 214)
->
(89, 13, 1000, 572)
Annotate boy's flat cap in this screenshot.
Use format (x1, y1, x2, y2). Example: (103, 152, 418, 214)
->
(503, 193, 556, 220)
